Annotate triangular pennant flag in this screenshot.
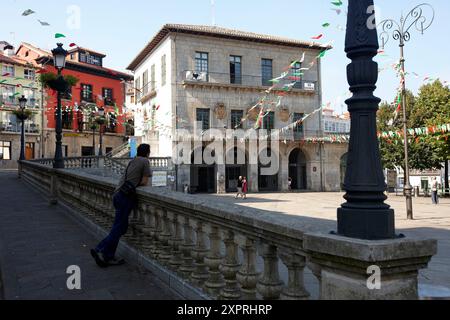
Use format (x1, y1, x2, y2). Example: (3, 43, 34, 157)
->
(55, 33, 66, 39)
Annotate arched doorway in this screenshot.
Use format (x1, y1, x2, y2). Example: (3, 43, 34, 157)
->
(289, 149, 307, 190)
(190, 148, 217, 193)
(340, 153, 348, 190)
(259, 148, 279, 192)
(226, 147, 247, 193)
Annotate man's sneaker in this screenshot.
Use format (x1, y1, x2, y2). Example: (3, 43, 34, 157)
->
(90, 249, 108, 268)
(106, 257, 126, 266)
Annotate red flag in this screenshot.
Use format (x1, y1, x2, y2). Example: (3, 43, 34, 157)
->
(69, 43, 77, 47)
(311, 34, 323, 40)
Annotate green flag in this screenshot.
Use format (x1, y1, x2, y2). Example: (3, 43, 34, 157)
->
(55, 33, 66, 38)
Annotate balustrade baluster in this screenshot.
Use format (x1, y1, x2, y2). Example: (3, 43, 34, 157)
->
(179, 216, 195, 278)
(204, 225, 225, 298)
(220, 230, 241, 300)
(256, 244, 283, 300)
(190, 221, 209, 287)
(237, 237, 260, 300)
(158, 209, 173, 266)
(279, 250, 310, 300)
(168, 213, 183, 271)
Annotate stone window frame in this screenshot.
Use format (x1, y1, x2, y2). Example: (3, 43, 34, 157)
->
(0, 140, 12, 160)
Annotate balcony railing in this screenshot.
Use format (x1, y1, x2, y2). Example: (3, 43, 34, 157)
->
(0, 122, 40, 133)
(182, 70, 318, 92)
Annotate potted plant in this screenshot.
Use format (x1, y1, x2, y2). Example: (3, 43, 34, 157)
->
(12, 108, 33, 121)
(39, 73, 79, 94)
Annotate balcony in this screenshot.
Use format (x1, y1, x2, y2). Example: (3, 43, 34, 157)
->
(139, 82, 157, 104)
(181, 70, 318, 95)
(0, 121, 40, 134)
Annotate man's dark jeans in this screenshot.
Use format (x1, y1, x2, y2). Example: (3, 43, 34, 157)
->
(432, 191, 439, 204)
(95, 191, 135, 261)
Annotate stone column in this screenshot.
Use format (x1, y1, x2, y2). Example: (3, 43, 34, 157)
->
(217, 164, 226, 194)
(304, 233, 437, 300)
(279, 151, 289, 192)
(168, 213, 184, 271)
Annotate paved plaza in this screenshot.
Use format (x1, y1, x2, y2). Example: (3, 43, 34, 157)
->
(0, 172, 177, 300)
(204, 191, 450, 294)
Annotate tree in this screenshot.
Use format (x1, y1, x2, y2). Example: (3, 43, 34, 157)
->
(377, 90, 417, 170)
(412, 80, 450, 193)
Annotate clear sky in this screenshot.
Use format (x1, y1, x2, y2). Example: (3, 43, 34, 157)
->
(2, 0, 449, 114)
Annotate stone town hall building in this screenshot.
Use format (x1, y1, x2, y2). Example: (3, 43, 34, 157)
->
(128, 24, 348, 193)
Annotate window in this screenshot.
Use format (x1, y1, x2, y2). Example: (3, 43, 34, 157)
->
(87, 55, 102, 66)
(0, 141, 11, 160)
(1, 85, 16, 104)
(23, 88, 37, 106)
(263, 111, 275, 131)
(261, 59, 273, 86)
(196, 108, 210, 131)
(293, 113, 305, 134)
(61, 108, 73, 130)
(231, 110, 244, 129)
(2, 65, 15, 77)
(290, 61, 302, 89)
(161, 55, 167, 86)
(103, 88, 113, 105)
(24, 69, 35, 80)
(142, 70, 149, 95)
(81, 84, 93, 102)
(151, 64, 156, 91)
(80, 52, 102, 66)
(195, 52, 209, 73)
(135, 77, 141, 101)
(106, 112, 117, 133)
(230, 56, 242, 84)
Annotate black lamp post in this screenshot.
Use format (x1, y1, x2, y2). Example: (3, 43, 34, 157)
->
(97, 107, 105, 157)
(378, 4, 435, 220)
(18, 95, 28, 161)
(337, 0, 395, 240)
(51, 43, 68, 169)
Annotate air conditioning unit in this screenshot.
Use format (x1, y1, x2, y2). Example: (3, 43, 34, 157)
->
(303, 82, 315, 91)
(186, 71, 207, 82)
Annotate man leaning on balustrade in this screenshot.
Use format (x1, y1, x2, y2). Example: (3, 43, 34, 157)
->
(91, 144, 152, 267)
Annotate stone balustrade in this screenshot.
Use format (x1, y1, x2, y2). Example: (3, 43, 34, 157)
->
(19, 160, 437, 300)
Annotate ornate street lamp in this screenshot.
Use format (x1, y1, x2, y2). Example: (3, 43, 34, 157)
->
(18, 95, 28, 161)
(378, 4, 435, 220)
(337, 0, 396, 240)
(51, 43, 68, 169)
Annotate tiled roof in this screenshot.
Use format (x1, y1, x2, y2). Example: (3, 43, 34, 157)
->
(19, 42, 51, 57)
(127, 24, 331, 70)
(69, 47, 107, 58)
(0, 52, 35, 67)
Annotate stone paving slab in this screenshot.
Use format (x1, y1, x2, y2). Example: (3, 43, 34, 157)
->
(0, 172, 177, 300)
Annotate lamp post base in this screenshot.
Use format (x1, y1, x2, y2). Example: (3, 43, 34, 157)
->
(337, 208, 396, 240)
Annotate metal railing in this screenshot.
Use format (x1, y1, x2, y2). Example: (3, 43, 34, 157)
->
(0, 122, 40, 133)
(182, 70, 318, 92)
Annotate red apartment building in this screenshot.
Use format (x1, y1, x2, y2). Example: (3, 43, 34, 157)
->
(16, 43, 132, 157)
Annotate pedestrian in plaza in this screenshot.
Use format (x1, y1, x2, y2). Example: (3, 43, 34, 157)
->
(242, 177, 248, 199)
(288, 177, 292, 191)
(91, 144, 152, 268)
(431, 177, 440, 205)
(235, 176, 243, 199)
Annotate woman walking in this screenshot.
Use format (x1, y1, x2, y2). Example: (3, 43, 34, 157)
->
(242, 177, 248, 200)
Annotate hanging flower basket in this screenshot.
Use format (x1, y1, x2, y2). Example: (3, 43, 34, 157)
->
(39, 73, 79, 93)
(12, 109, 32, 121)
(94, 116, 107, 126)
